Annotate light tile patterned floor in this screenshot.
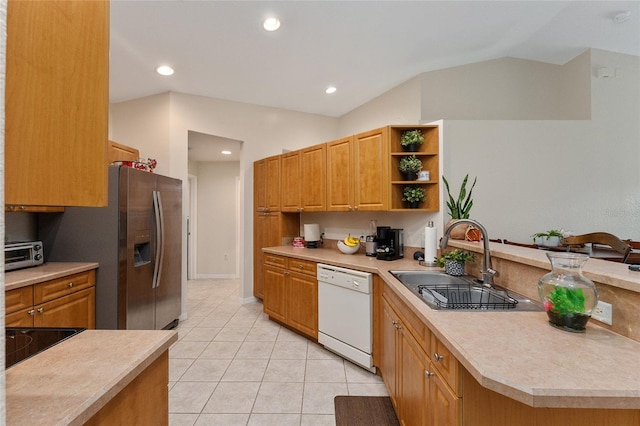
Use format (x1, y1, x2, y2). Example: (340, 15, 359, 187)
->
(169, 279, 388, 426)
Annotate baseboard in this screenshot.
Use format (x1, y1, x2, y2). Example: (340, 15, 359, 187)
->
(193, 273, 238, 279)
(241, 295, 259, 305)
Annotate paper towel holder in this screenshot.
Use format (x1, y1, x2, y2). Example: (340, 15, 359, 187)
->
(304, 224, 321, 249)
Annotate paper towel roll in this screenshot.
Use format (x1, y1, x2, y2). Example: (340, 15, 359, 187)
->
(424, 223, 438, 265)
(304, 224, 321, 242)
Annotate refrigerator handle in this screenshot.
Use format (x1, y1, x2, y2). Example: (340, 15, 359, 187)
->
(152, 191, 165, 289)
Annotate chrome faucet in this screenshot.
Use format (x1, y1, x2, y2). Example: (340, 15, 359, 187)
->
(440, 219, 498, 287)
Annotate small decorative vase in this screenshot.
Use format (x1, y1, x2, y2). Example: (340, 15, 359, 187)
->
(538, 253, 599, 333)
(402, 144, 419, 152)
(403, 171, 417, 181)
(408, 201, 420, 209)
(444, 260, 465, 276)
(465, 226, 482, 242)
(446, 219, 467, 240)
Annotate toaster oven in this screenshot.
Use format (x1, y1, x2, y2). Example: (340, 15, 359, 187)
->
(4, 241, 44, 271)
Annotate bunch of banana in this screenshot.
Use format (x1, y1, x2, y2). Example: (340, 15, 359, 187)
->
(343, 234, 360, 247)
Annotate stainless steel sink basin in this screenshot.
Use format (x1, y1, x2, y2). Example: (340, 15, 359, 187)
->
(389, 270, 542, 311)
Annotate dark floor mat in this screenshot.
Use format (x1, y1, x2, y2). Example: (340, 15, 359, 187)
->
(334, 395, 400, 426)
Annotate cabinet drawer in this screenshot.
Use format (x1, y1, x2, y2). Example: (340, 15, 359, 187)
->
(264, 254, 287, 268)
(6, 286, 33, 314)
(6, 308, 35, 327)
(431, 334, 461, 396)
(287, 258, 316, 276)
(34, 270, 96, 304)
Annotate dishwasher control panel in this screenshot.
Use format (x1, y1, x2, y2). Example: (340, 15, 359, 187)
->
(317, 264, 372, 294)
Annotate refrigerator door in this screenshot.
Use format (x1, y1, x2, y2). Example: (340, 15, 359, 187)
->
(154, 174, 183, 329)
(121, 167, 157, 330)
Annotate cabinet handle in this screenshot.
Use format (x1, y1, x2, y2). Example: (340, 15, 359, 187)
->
(27, 309, 35, 316)
(425, 370, 435, 378)
(68, 282, 74, 288)
(354, 206, 358, 211)
(297, 264, 304, 269)
(37, 308, 44, 314)
(284, 271, 290, 276)
(433, 352, 444, 362)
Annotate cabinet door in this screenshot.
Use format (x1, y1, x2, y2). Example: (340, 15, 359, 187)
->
(5, 286, 33, 315)
(253, 213, 267, 299)
(381, 298, 399, 410)
(266, 155, 281, 212)
(399, 328, 430, 426)
(301, 144, 327, 211)
(263, 265, 287, 323)
(281, 151, 302, 212)
(33, 270, 95, 305)
(254, 159, 267, 212)
(5, 0, 109, 207)
(108, 140, 140, 163)
(287, 271, 318, 339)
(326, 137, 354, 211)
(34, 287, 96, 329)
(353, 127, 389, 211)
(431, 370, 461, 426)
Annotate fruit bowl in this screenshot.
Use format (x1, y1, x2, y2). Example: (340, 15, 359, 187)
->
(337, 240, 360, 254)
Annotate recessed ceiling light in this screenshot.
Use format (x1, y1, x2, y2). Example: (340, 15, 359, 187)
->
(221, 150, 232, 155)
(325, 86, 337, 94)
(155, 65, 174, 76)
(614, 11, 631, 23)
(263, 17, 280, 31)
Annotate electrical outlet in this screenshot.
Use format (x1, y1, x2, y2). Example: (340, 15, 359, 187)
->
(592, 301, 613, 325)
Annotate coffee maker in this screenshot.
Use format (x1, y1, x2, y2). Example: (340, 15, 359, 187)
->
(375, 227, 404, 261)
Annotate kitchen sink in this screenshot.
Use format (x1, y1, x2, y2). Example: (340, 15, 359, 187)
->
(389, 270, 542, 311)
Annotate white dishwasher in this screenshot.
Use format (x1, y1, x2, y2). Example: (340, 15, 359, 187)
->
(317, 263, 375, 372)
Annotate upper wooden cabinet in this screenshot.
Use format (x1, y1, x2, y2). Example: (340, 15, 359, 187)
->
(107, 140, 140, 164)
(5, 0, 110, 207)
(265, 155, 281, 212)
(326, 136, 354, 211)
(353, 127, 389, 211)
(281, 151, 302, 212)
(300, 144, 326, 212)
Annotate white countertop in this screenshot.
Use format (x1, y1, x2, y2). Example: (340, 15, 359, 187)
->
(264, 244, 640, 409)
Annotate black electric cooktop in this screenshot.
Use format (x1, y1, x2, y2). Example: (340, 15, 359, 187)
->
(5, 328, 85, 369)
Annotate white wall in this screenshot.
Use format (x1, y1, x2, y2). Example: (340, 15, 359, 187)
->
(191, 161, 239, 278)
(110, 93, 338, 305)
(434, 50, 640, 242)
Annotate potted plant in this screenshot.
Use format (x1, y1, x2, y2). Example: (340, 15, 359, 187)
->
(402, 186, 425, 208)
(532, 229, 564, 247)
(435, 249, 475, 276)
(442, 174, 477, 239)
(400, 129, 424, 152)
(398, 155, 422, 180)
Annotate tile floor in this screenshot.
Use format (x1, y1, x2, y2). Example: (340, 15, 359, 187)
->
(169, 279, 388, 426)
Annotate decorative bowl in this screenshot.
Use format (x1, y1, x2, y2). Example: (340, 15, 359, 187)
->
(337, 240, 360, 254)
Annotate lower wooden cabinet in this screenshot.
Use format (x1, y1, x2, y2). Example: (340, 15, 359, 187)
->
(379, 285, 461, 426)
(263, 255, 317, 339)
(5, 269, 96, 329)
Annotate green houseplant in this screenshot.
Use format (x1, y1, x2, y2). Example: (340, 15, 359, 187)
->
(398, 155, 422, 180)
(435, 249, 475, 276)
(402, 186, 425, 208)
(532, 229, 564, 247)
(442, 174, 477, 239)
(400, 129, 424, 152)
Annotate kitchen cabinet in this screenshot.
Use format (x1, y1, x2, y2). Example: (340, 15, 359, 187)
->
(5, 270, 96, 329)
(263, 255, 318, 339)
(281, 151, 302, 212)
(5, 0, 109, 207)
(379, 282, 460, 426)
(254, 155, 281, 213)
(352, 127, 389, 211)
(253, 212, 299, 299)
(107, 140, 140, 164)
(281, 143, 327, 212)
(326, 129, 389, 212)
(326, 136, 355, 211)
(389, 125, 440, 211)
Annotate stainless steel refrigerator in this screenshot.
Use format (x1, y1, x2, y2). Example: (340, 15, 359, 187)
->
(40, 166, 182, 330)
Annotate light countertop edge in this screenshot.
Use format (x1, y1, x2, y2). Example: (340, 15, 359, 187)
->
(263, 245, 640, 409)
(5, 329, 178, 426)
(5, 262, 100, 291)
